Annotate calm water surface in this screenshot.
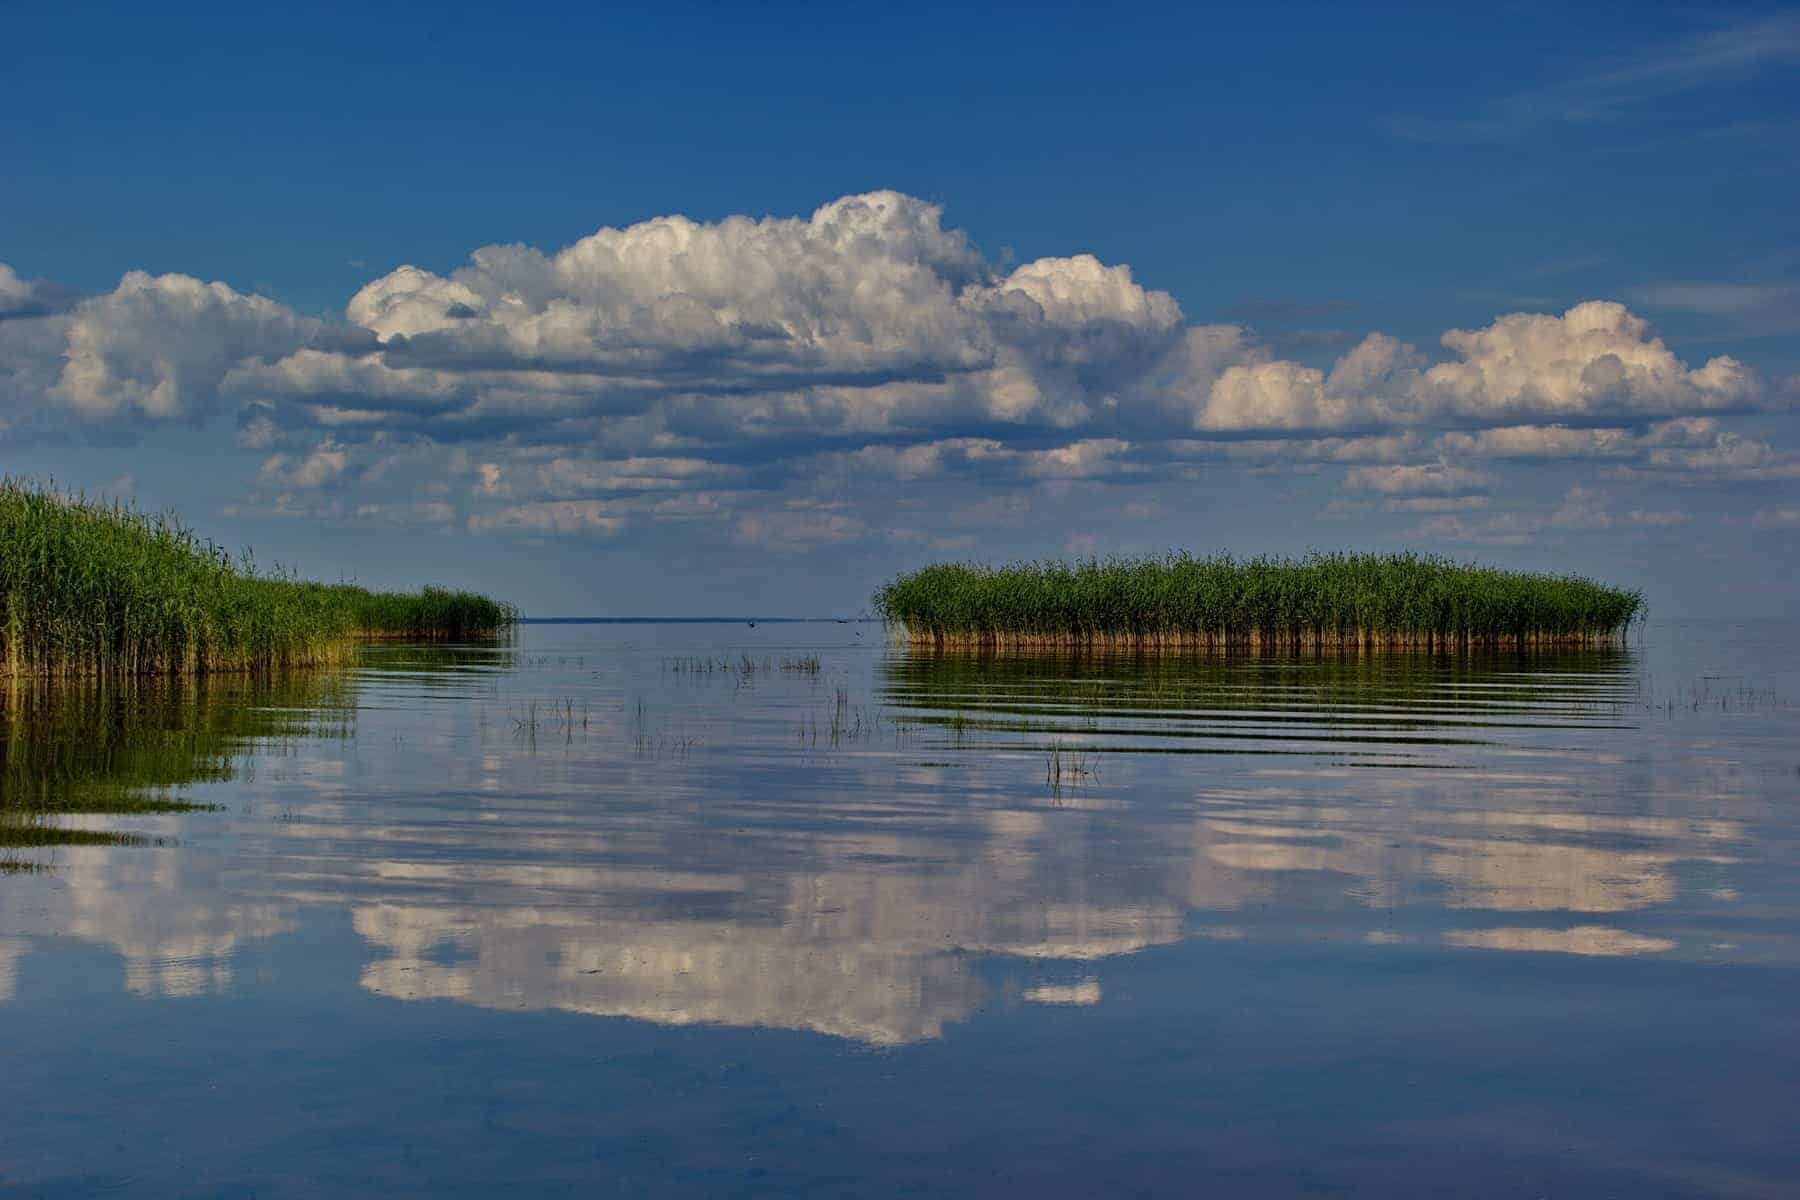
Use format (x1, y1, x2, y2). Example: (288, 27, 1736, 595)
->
(2, 620, 1797, 1197)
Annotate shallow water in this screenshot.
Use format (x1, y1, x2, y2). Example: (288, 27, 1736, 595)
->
(2, 620, 1797, 1197)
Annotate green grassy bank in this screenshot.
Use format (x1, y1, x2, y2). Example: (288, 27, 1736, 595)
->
(1, 480, 516, 676)
(874, 552, 1643, 650)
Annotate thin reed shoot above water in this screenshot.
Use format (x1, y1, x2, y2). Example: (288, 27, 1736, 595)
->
(874, 552, 1643, 649)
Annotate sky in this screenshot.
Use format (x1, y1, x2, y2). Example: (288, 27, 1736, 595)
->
(3, 0, 1798, 617)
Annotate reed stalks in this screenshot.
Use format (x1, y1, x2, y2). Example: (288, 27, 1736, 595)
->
(874, 551, 1643, 651)
(1, 479, 517, 676)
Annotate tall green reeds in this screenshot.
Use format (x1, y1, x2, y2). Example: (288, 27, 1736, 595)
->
(874, 552, 1643, 651)
(1, 479, 517, 676)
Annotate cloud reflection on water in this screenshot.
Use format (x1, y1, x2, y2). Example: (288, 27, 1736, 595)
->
(2, 631, 1791, 1043)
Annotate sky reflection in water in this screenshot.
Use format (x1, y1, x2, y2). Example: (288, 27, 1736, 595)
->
(2, 621, 1796, 1196)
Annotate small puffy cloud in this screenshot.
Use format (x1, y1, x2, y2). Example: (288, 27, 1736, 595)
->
(825, 437, 1004, 481)
(1750, 507, 1800, 530)
(0, 263, 77, 430)
(1422, 301, 1755, 420)
(1411, 512, 1540, 546)
(735, 503, 865, 551)
(467, 500, 628, 536)
(1193, 330, 1424, 432)
(235, 410, 282, 449)
(474, 462, 506, 496)
(1617, 430, 1800, 484)
(1413, 487, 1690, 545)
(1344, 462, 1494, 496)
(0, 323, 64, 433)
(992, 255, 1180, 337)
(821, 436, 1134, 483)
(259, 438, 350, 489)
(331, 190, 998, 389)
(352, 500, 457, 528)
(1201, 360, 1333, 431)
(0, 264, 48, 318)
(1385, 495, 1491, 513)
(973, 254, 1183, 383)
(530, 455, 743, 494)
(1063, 531, 1102, 554)
(1639, 416, 1726, 447)
(223, 348, 464, 418)
(1548, 486, 1689, 531)
(1190, 432, 1423, 466)
(53, 272, 320, 422)
(1428, 417, 1800, 488)
(1019, 438, 1135, 479)
(1324, 332, 1425, 399)
(1435, 424, 1637, 460)
(1193, 302, 1758, 432)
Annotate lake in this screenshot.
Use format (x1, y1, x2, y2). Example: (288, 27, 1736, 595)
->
(3, 619, 1796, 1197)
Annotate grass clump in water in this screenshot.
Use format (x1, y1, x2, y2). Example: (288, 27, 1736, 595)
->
(2, 479, 517, 676)
(874, 551, 1643, 651)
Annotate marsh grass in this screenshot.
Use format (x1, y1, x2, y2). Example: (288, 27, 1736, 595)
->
(665, 655, 781, 680)
(875, 552, 1643, 651)
(2, 479, 517, 676)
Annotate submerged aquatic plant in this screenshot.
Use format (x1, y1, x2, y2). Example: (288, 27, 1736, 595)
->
(1, 479, 517, 676)
(874, 551, 1643, 650)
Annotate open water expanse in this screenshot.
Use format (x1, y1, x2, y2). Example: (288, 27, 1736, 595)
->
(2, 619, 1797, 1198)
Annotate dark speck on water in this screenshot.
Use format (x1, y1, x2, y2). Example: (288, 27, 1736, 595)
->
(2, 618, 1797, 1197)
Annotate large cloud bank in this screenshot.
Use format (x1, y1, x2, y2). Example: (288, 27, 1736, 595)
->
(1, 191, 1791, 542)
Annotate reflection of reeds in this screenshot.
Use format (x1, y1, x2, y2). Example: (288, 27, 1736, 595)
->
(1, 673, 354, 815)
(0, 671, 357, 872)
(880, 643, 1643, 762)
(1, 817, 156, 853)
(875, 552, 1643, 650)
(795, 684, 884, 746)
(1045, 740, 1094, 788)
(665, 655, 782, 679)
(1, 479, 516, 676)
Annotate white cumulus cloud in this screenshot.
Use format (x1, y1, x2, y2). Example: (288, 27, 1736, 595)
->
(52, 272, 320, 422)
(0, 201, 1789, 553)
(1344, 463, 1495, 496)
(1193, 302, 1758, 432)
(259, 437, 350, 489)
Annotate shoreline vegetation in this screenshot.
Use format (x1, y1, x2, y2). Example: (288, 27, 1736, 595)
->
(2, 480, 516, 677)
(874, 552, 1643, 651)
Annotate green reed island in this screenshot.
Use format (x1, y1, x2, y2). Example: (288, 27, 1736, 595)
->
(875, 552, 1643, 650)
(1, 480, 516, 676)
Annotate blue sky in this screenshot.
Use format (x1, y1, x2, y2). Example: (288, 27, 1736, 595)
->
(4, 1, 1797, 616)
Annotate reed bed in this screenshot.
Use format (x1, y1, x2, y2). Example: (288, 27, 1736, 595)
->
(874, 552, 1642, 651)
(1, 480, 517, 676)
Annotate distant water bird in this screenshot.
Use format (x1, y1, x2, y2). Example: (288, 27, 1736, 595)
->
(748, 621, 756, 628)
